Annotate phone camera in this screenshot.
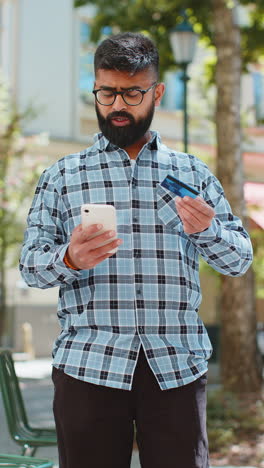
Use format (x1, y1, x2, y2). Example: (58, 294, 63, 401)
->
(84, 209, 89, 213)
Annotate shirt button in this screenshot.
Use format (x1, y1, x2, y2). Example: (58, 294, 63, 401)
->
(138, 326, 144, 334)
(136, 289, 141, 295)
(133, 217, 138, 223)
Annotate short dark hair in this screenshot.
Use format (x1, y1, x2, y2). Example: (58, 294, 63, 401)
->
(94, 32, 159, 78)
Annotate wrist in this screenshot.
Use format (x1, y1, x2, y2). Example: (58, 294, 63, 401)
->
(64, 249, 80, 271)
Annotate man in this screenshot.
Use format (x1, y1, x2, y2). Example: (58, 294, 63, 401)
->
(20, 33, 253, 468)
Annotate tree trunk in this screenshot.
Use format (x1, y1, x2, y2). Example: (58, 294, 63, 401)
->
(212, 0, 262, 395)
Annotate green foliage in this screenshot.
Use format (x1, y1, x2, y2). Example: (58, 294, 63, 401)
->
(0, 71, 49, 341)
(251, 229, 264, 299)
(241, 3, 264, 65)
(75, 0, 215, 77)
(207, 388, 264, 452)
(0, 73, 48, 268)
(74, 0, 264, 76)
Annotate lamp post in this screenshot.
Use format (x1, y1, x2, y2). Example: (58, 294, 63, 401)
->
(169, 14, 198, 153)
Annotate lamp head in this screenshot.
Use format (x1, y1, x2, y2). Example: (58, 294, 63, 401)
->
(169, 14, 198, 66)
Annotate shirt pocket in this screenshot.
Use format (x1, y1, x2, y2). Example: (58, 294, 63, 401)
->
(156, 183, 182, 232)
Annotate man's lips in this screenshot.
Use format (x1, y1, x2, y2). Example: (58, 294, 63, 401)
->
(111, 117, 131, 127)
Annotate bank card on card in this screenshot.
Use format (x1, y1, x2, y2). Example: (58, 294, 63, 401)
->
(161, 175, 199, 199)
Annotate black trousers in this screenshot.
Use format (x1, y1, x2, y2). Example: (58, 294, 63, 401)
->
(52, 347, 209, 468)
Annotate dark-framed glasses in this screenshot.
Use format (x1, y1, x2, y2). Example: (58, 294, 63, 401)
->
(93, 82, 157, 106)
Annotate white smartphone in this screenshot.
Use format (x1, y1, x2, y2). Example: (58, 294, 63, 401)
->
(81, 204, 118, 253)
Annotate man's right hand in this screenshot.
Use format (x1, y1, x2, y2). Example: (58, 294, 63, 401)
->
(66, 224, 123, 270)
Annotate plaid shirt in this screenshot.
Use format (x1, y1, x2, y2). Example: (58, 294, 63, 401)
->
(20, 132, 253, 390)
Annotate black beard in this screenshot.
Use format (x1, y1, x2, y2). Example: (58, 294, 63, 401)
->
(95, 102, 155, 149)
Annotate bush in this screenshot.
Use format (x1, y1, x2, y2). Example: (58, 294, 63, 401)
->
(207, 388, 264, 453)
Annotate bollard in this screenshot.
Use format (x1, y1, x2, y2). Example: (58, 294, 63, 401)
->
(22, 322, 35, 359)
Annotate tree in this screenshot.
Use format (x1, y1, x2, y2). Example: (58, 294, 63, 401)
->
(0, 73, 48, 345)
(212, 0, 262, 394)
(74, 0, 263, 395)
(74, 0, 264, 76)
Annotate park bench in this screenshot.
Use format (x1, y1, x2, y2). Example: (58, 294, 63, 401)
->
(0, 349, 57, 456)
(0, 453, 53, 467)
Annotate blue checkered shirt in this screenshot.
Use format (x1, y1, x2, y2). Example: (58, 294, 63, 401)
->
(20, 132, 253, 390)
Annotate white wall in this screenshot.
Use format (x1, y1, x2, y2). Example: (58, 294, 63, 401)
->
(17, 0, 76, 139)
(0, 0, 17, 89)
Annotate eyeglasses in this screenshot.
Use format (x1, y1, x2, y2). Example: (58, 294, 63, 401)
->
(93, 82, 157, 106)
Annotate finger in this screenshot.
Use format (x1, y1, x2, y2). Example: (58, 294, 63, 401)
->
(179, 206, 202, 229)
(180, 206, 212, 233)
(176, 196, 215, 218)
(181, 220, 198, 234)
(79, 224, 104, 243)
(176, 201, 206, 225)
(86, 251, 117, 269)
(184, 196, 212, 212)
(181, 204, 212, 224)
(84, 230, 118, 251)
(176, 195, 204, 207)
(70, 224, 83, 236)
(71, 238, 122, 270)
(196, 195, 207, 204)
(89, 238, 122, 258)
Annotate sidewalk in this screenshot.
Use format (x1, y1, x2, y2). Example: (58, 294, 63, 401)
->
(4, 358, 258, 468)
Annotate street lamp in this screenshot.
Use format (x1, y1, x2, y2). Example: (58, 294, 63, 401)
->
(169, 14, 198, 153)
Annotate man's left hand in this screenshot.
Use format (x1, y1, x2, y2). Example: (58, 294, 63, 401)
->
(175, 196, 215, 235)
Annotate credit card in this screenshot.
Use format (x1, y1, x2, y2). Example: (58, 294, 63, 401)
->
(161, 175, 199, 199)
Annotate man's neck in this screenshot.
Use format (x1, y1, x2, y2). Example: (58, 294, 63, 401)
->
(124, 131, 151, 160)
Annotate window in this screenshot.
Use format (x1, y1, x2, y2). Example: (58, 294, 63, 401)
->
(252, 70, 264, 123)
(162, 71, 184, 111)
(79, 21, 95, 106)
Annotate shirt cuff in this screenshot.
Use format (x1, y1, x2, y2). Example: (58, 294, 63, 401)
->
(188, 218, 221, 244)
(55, 244, 82, 278)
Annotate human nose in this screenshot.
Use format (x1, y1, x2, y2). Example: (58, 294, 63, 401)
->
(112, 94, 127, 111)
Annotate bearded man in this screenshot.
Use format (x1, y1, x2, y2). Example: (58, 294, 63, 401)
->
(20, 32, 253, 468)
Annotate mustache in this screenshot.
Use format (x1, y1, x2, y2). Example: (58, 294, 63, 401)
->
(106, 111, 135, 123)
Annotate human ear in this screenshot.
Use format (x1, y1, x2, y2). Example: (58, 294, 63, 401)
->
(154, 82, 165, 107)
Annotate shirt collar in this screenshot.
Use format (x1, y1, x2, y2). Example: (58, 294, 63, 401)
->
(92, 131, 161, 153)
